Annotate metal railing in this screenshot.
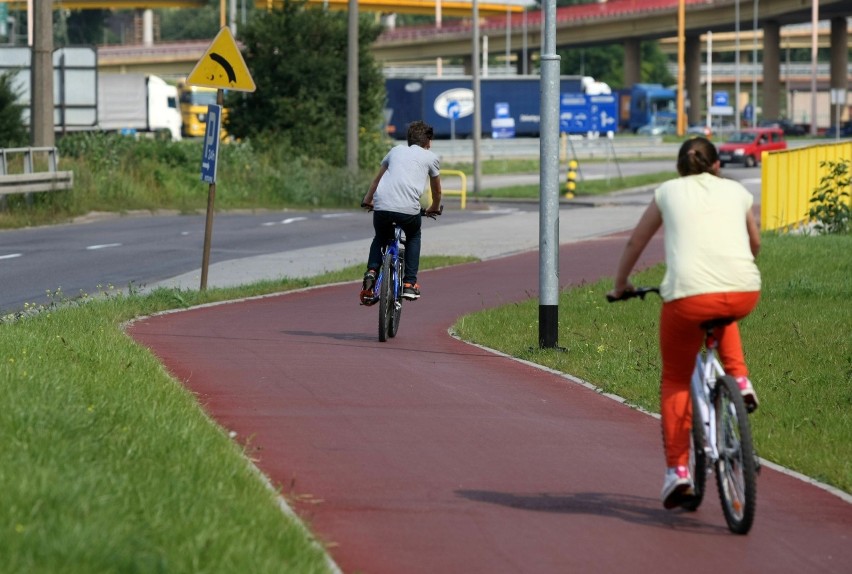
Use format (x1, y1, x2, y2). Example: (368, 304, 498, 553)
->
(0, 147, 74, 208)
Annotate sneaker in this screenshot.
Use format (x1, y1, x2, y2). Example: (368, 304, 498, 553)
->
(736, 376, 759, 413)
(359, 270, 377, 305)
(402, 282, 420, 300)
(661, 466, 695, 509)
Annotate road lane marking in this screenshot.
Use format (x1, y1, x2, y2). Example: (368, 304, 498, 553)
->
(0, 253, 22, 260)
(86, 243, 122, 250)
(320, 213, 353, 219)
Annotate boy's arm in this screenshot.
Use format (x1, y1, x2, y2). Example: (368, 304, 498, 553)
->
(426, 175, 442, 213)
(362, 165, 388, 207)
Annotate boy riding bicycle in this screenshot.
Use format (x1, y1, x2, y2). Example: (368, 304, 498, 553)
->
(360, 120, 443, 304)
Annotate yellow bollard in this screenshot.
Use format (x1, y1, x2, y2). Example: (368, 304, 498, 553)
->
(565, 159, 578, 198)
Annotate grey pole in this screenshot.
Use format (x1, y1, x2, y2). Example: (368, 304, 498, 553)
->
(472, 0, 482, 195)
(539, 0, 560, 349)
(346, 0, 359, 172)
(31, 0, 54, 147)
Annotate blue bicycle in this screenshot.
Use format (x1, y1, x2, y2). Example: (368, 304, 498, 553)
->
(362, 205, 442, 342)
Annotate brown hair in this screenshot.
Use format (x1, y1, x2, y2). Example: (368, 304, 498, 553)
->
(407, 120, 434, 147)
(676, 136, 719, 176)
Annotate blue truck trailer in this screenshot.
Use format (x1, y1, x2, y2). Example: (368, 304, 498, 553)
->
(617, 83, 677, 132)
(385, 75, 586, 139)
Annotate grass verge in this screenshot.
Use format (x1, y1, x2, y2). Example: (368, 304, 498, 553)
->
(471, 171, 677, 199)
(453, 233, 852, 494)
(0, 255, 474, 572)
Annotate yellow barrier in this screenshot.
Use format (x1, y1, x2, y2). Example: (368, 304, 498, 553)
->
(440, 169, 468, 210)
(761, 142, 852, 232)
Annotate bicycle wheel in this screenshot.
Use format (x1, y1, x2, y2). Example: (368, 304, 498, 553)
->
(682, 395, 708, 512)
(377, 254, 393, 342)
(713, 375, 757, 534)
(388, 250, 404, 338)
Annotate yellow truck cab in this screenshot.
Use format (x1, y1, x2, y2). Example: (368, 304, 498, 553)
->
(177, 82, 228, 138)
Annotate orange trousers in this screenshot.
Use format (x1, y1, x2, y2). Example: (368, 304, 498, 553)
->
(659, 291, 760, 468)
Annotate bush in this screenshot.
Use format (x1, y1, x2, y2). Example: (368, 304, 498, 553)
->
(807, 158, 851, 235)
(0, 72, 28, 147)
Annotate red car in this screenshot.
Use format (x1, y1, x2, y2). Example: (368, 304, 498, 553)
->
(717, 127, 787, 168)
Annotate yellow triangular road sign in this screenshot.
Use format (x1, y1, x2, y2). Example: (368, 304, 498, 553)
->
(187, 27, 256, 92)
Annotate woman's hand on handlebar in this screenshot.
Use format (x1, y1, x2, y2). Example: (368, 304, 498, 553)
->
(361, 202, 374, 212)
(606, 281, 635, 303)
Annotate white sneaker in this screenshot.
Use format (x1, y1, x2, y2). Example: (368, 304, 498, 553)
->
(661, 466, 694, 509)
(736, 376, 759, 413)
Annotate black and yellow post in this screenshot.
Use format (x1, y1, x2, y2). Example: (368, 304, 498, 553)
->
(564, 160, 578, 199)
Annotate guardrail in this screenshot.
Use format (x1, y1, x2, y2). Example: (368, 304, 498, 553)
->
(0, 147, 74, 207)
(440, 169, 468, 210)
(761, 141, 852, 232)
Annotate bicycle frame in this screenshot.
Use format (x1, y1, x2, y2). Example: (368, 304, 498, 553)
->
(374, 226, 403, 305)
(691, 336, 725, 463)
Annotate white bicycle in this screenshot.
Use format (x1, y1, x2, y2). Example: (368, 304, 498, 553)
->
(608, 287, 758, 534)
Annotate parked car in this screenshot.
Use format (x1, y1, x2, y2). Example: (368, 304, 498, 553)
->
(637, 117, 677, 136)
(687, 121, 737, 139)
(758, 118, 807, 136)
(823, 121, 852, 138)
(717, 127, 787, 168)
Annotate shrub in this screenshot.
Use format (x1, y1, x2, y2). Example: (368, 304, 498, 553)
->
(807, 158, 851, 235)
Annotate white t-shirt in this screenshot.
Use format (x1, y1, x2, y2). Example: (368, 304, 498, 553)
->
(655, 172, 761, 302)
(373, 144, 440, 215)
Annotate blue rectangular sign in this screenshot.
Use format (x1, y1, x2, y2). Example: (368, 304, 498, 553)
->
(200, 104, 222, 184)
(588, 94, 618, 133)
(560, 93, 589, 134)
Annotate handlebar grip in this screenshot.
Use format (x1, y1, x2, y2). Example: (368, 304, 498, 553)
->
(606, 287, 660, 302)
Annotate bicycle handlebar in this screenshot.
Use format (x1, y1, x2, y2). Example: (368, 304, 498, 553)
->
(606, 286, 660, 303)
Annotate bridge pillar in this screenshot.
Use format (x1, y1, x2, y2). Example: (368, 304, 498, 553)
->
(686, 34, 701, 125)
(461, 55, 473, 75)
(830, 16, 849, 126)
(515, 50, 535, 76)
(762, 20, 781, 121)
(623, 38, 641, 87)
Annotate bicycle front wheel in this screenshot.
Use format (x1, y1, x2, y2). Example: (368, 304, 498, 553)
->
(714, 375, 757, 534)
(388, 250, 404, 338)
(377, 255, 393, 342)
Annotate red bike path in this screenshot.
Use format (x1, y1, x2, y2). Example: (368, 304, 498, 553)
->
(128, 233, 851, 574)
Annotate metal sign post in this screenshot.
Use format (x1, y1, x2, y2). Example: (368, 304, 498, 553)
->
(199, 99, 223, 290)
(187, 26, 255, 291)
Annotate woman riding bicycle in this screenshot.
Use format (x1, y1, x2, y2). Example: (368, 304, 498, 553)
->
(360, 120, 443, 304)
(607, 136, 762, 509)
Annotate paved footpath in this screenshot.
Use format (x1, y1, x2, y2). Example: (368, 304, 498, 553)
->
(129, 203, 851, 574)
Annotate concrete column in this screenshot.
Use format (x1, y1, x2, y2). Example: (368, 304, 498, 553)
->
(31, 0, 54, 147)
(686, 34, 702, 125)
(623, 38, 641, 87)
(461, 55, 473, 75)
(515, 50, 536, 75)
(763, 20, 781, 120)
(830, 16, 849, 126)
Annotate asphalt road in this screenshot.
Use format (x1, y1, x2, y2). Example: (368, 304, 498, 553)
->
(0, 159, 761, 314)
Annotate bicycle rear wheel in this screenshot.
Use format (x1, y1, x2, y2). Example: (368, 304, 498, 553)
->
(377, 254, 393, 342)
(713, 375, 757, 534)
(388, 250, 404, 338)
(682, 396, 708, 512)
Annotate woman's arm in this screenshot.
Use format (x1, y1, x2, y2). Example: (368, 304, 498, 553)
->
(608, 201, 663, 298)
(746, 209, 760, 257)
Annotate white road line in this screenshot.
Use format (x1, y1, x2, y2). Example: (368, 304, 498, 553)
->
(86, 243, 122, 250)
(0, 253, 22, 260)
(281, 217, 307, 224)
(320, 213, 353, 219)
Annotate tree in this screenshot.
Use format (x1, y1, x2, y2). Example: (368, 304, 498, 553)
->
(225, 3, 386, 168)
(558, 41, 673, 89)
(0, 73, 28, 147)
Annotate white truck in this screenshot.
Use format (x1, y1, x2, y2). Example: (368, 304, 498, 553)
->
(98, 73, 182, 141)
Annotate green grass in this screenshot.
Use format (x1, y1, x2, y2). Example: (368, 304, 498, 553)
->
(0, 255, 473, 573)
(472, 171, 678, 199)
(453, 233, 852, 493)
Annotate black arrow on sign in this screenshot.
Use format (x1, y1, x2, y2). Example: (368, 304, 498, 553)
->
(209, 52, 236, 84)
